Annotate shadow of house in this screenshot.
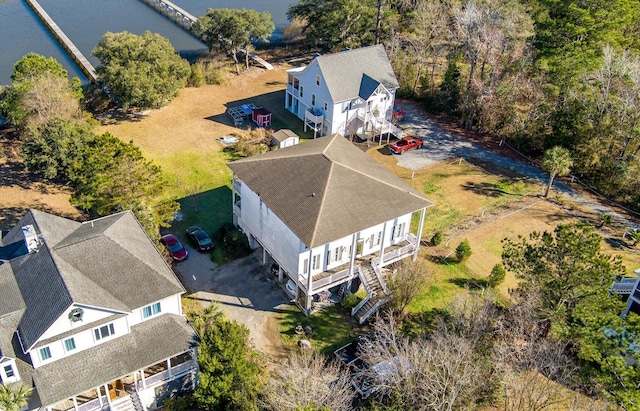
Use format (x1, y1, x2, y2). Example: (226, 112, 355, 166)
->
(174, 186, 233, 237)
(205, 90, 316, 139)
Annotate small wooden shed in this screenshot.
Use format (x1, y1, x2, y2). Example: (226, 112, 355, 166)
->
(271, 129, 300, 148)
(252, 108, 272, 128)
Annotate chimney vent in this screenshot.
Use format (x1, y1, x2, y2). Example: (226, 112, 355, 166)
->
(22, 225, 39, 253)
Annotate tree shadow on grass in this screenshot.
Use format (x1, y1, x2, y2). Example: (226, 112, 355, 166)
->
(461, 181, 515, 198)
(447, 277, 489, 290)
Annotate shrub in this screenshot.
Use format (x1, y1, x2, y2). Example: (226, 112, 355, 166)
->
(223, 229, 251, 260)
(215, 222, 236, 242)
(431, 231, 443, 246)
(600, 213, 613, 225)
(340, 293, 361, 309)
(488, 264, 506, 288)
(187, 63, 206, 87)
(455, 239, 472, 261)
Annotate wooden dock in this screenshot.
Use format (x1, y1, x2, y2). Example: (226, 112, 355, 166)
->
(25, 0, 97, 83)
(139, 0, 197, 30)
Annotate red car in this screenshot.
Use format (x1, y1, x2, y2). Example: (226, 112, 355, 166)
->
(388, 136, 423, 154)
(160, 234, 188, 262)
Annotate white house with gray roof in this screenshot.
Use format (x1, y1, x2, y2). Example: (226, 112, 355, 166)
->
(228, 135, 433, 321)
(0, 210, 198, 411)
(285, 45, 401, 140)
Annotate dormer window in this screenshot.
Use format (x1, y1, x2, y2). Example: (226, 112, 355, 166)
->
(40, 346, 52, 361)
(94, 323, 115, 341)
(68, 308, 84, 322)
(1, 362, 19, 384)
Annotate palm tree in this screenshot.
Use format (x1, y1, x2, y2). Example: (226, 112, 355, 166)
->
(0, 384, 32, 411)
(541, 146, 573, 197)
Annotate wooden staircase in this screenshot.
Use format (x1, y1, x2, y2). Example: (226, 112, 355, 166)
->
(352, 264, 391, 324)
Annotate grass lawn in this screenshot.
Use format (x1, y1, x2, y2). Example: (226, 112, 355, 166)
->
(277, 304, 363, 355)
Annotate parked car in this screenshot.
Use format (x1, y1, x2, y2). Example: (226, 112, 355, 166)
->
(185, 226, 214, 252)
(388, 136, 423, 154)
(160, 234, 188, 261)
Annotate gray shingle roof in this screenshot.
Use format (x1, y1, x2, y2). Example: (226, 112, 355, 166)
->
(3, 210, 185, 351)
(32, 314, 196, 407)
(313, 45, 399, 103)
(228, 135, 433, 248)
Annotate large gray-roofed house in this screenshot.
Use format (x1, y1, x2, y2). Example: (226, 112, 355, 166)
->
(0, 210, 197, 411)
(229, 135, 433, 320)
(285, 44, 401, 139)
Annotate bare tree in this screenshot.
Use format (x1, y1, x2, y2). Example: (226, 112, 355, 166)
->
(261, 352, 353, 411)
(386, 259, 431, 317)
(20, 72, 80, 127)
(360, 314, 486, 411)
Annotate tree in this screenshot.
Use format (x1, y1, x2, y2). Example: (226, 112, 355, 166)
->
(193, 319, 262, 411)
(69, 132, 179, 240)
(455, 239, 472, 261)
(0, 384, 32, 411)
(501, 222, 626, 338)
(360, 313, 488, 410)
(487, 263, 506, 288)
(93, 31, 190, 110)
(0, 53, 82, 127)
(541, 146, 573, 197)
(193, 9, 274, 75)
(387, 259, 430, 316)
(287, 0, 377, 52)
(261, 352, 353, 411)
(21, 118, 93, 181)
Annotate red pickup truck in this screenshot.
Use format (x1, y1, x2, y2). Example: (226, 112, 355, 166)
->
(388, 136, 423, 154)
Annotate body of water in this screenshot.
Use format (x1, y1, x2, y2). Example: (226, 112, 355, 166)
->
(0, 0, 296, 85)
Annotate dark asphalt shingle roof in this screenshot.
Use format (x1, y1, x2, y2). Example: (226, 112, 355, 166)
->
(313, 45, 399, 103)
(3, 210, 185, 351)
(33, 314, 196, 407)
(228, 135, 433, 248)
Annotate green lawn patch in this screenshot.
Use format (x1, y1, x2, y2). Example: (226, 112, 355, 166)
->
(278, 304, 362, 354)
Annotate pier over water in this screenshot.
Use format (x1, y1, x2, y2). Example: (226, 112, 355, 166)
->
(24, 0, 97, 83)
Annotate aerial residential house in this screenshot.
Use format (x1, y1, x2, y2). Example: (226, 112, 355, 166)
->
(610, 268, 640, 317)
(285, 45, 401, 140)
(229, 135, 433, 322)
(0, 210, 198, 411)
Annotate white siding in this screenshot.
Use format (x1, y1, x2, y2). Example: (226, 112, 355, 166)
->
(29, 316, 129, 368)
(236, 183, 302, 279)
(128, 295, 182, 327)
(38, 305, 125, 341)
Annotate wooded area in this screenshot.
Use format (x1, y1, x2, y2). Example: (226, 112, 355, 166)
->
(289, 0, 640, 211)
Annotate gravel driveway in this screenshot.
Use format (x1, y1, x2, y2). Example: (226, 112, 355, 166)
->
(172, 244, 290, 356)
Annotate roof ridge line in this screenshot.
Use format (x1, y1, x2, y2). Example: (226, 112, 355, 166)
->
(308, 162, 334, 248)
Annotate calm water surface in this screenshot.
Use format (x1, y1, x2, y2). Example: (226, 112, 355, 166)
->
(0, 0, 295, 85)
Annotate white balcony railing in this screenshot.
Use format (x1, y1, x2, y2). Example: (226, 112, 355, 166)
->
(305, 107, 324, 124)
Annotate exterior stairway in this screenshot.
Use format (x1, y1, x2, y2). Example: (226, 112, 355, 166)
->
(352, 264, 391, 324)
(109, 393, 145, 411)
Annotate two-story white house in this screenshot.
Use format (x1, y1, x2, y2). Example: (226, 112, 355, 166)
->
(0, 210, 198, 411)
(228, 134, 433, 322)
(285, 45, 401, 141)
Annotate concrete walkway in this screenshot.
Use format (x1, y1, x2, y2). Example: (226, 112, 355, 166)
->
(394, 102, 639, 230)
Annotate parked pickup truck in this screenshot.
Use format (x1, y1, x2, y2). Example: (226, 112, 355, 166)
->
(388, 136, 423, 154)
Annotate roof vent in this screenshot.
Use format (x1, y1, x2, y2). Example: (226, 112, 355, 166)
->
(21, 225, 39, 253)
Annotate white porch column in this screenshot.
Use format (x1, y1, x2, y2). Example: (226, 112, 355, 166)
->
(378, 222, 387, 265)
(97, 387, 104, 407)
(305, 249, 314, 313)
(103, 385, 111, 405)
(167, 359, 173, 377)
(140, 370, 147, 389)
(72, 396, 79, 411)
(278, 266, 283, 283)
(262, 247, 266, 265)
(413, 207, 426, 261)
(346, 233, 358, 292)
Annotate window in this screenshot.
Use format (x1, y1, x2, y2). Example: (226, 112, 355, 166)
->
(142, 302, 161, 318)
(40, 347, 51, 361)
(324, 102, 328, 112)
(64, 338, 76, 352)
(311, 94, 316, 106)
(94, 323, 115, 341)
(334, 247, 343, 262)
(375, 231, 382, 246)
(4, 365, 14, 378)
(394, 223, 406, 239)
(316, 75, 320, 86)
(303, 258, 309, 275)
(312, 254, 320, 270)
(299, 86, 304, 97)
